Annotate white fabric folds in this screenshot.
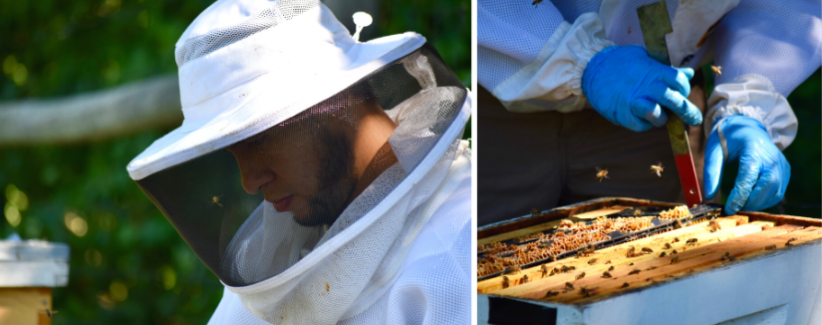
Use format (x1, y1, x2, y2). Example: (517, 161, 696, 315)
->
(665, 0, 739, 68)
(706, 74, 797, 150)
(490, 13, 614, 113)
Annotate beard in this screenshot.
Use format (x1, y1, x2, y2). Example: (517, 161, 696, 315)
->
(291, 125, 358, 227)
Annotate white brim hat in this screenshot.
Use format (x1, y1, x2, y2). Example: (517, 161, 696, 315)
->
(127, 2, 425, 180)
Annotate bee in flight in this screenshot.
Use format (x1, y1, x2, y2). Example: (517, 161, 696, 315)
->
(595, 167, 609, 182)
(650, 162, 664, 177)
(532, 0, 543, 8)
(40, 309, 58, 318)
(711, 65, 722, 76)
(212, 195, 224, 207)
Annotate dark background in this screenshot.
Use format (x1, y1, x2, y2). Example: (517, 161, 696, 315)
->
(0, 0, 469, 324)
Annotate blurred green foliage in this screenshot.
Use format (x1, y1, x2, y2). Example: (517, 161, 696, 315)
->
(379, 0, 471, 86)
(776, 69, 822, 217)
(0, 0, 469, 324)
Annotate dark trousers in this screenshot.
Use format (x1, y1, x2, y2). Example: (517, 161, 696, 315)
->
(477, 70, 710, 226)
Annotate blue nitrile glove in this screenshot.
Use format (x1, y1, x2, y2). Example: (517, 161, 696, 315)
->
(704, 116, 790, 215)
(581, 46, 703, 132)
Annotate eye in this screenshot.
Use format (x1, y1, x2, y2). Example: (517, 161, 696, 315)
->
(244, 132, 268, 147)
(247, 138, 264, 146)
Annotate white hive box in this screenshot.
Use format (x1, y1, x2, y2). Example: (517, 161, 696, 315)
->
(0, 239, 69, 325)
(477, 198, 822, 325)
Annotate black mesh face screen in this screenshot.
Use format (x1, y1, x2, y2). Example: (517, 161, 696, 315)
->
(137, 150, 260, 278)
(135, 44, 467, 286)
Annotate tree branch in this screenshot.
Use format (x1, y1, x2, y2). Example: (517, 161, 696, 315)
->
(0, 74, 182, 146)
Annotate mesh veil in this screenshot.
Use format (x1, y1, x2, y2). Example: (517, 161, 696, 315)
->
(135, 44, 467, 290)
(175, 0, 318, 67)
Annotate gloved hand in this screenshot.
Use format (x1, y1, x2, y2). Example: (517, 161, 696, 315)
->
(704, 116, 790, 215)
(581, 46, 702, 132)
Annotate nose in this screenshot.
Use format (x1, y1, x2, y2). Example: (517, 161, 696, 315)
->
(231, 150, 275, 195)
(240, 168, 274, 195)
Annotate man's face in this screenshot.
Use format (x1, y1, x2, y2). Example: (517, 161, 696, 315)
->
(226, 115, 358, 227)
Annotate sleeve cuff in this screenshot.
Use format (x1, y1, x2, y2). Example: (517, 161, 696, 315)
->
(491, 12, 614, 113)
(705, 74, 798, 150)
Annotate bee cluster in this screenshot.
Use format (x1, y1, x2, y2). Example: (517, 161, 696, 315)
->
(514, 232, 545, 244)
(658, 205, 691, 220)
(477, 216, 654, 277)
(477, 242, 507, 254)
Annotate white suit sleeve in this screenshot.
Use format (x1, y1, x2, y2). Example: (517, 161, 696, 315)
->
(705, 0, 821, 150)
(478, 0, 613, 113)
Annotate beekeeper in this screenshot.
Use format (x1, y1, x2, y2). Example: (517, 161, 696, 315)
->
(478, 0, 820, 225)
(126, 1, 472, 324)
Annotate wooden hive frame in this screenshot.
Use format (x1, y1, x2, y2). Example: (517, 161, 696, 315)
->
(477, 198, 822, 325)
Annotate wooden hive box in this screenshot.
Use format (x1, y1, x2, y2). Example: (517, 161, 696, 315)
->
(0, 239, 69, 325)
(477, 198, 822, 325)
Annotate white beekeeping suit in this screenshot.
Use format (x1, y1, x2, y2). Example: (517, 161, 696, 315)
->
(126, 0, 472, 324)
(479, 0, 821, 150)
(208, 160, 471, 325)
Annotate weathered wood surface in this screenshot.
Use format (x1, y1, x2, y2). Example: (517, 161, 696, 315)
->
(0, 241, 69, 287)
(568, 206, 631, 221)
(0, 261, 69, 288)
(0, 241, 69, 261)
(478, 203, 822, 325)
(479, 237, 821, 324)
(0, 288, 52, 325)
(477, 198, 683, 240)
(0, 74, 181, 146)
(484, 224, 820, 304)
(477, 206, 630, 246)
(478, 219, 561, 247)
(478, 216, 748, 293)
(560, 227, 818, 304)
